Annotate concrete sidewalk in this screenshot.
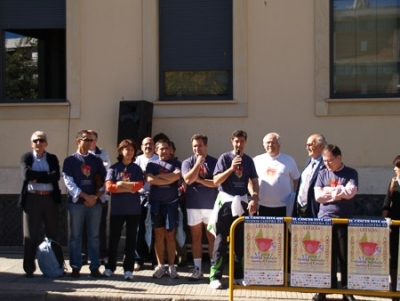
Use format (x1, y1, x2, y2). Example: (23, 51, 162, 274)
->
(0, 250, 390, 301)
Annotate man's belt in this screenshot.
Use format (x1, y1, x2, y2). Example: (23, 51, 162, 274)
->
(29, 190, 52, 195)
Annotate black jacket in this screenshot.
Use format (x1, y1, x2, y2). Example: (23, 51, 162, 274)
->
(19, 151, 61, 207)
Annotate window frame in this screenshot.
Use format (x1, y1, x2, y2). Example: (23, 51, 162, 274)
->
(158, 0, 233, 101)
(143, 0, 248, 118)
(0, 0, 66, 103)
(314, 0, 400, 116)
(329, 0, 400, 100)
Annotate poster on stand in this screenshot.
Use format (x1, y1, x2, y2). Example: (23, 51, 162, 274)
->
(291, 218, 332, 288)
(244, 216, 284, 285)
(348, 219, 389, 290)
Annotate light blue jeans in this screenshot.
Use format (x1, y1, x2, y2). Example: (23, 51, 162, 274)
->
(68, 202, 102, 270)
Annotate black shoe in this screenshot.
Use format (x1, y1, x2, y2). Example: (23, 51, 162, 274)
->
(25, 272, 34, 278)
(177, 260, 187, 267)
(70, 268, 81, 278)
(90, 269, 103, 278)
(342, 295, 356, 301)
(312, 293, 326, 301)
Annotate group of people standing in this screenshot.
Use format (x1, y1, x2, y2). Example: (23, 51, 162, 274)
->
(19, 129, 400, 301)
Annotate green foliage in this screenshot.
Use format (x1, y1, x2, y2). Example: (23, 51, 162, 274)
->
(165, 71, 228, 98)
(5, 37, 38, 100)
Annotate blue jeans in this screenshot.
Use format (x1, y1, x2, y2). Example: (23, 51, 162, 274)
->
(68, 202, 102, 270)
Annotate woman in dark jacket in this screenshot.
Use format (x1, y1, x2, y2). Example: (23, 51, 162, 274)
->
(382, 155, 400, 301)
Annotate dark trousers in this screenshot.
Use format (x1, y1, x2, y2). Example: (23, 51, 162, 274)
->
(210, 201, 248, 280)
(82, 201, 108, 259)
(135, 202, 149, 265)
(23, 193, 59, 274)
(331, 224, 348, 287)
(106, 214, 140, 272)
(258, 205, 286, 217)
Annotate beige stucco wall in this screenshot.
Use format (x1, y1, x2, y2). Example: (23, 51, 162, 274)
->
(0, 0, 397, 195)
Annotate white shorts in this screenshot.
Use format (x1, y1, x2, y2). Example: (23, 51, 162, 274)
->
(187, 209, 213, 226)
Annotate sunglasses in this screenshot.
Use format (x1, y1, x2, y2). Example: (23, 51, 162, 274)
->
(79, 137, 93, 142)
(32, 138, 46, 143)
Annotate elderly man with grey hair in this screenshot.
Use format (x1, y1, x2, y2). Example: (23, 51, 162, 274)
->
(293, 133, 327, 219)
(19, 131, 62, 278)
(253, 132, 300, 217)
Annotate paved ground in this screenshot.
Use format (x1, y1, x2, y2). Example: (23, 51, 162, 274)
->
(0, 250, 394, 301)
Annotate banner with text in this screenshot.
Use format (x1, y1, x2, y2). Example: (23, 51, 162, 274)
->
(291, 218, 332, 288)
(348, 219, 389, 290)
(244, 216, 284, 285)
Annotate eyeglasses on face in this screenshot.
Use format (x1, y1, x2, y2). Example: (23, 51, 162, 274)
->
(79, 137, 93, 142)
(323, 157, 337, 164)
(32, 138, 46, 143)
(305, 143, 315, 147)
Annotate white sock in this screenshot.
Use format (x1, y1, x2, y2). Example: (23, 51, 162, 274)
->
(193, 258, 202, 270)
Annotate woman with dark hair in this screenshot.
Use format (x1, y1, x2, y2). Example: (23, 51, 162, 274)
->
(382, 155, 400, 301)
(103, 139, 144, 280)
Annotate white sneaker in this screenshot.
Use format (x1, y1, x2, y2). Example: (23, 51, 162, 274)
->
(134, 263, 142, 271)
(168, 265, 179, 279)
(103, 269, 113, 277)
(189, 266, 203, 281)
(234, 278, 247, 286)
(209, 278, 222, 289)
(152, 265, 167, 279)
(124, 271, 133, 280)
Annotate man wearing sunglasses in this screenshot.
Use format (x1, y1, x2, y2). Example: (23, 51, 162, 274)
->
(19, 131, 62, 278)
(62, 130, 107, 278)
(79, 130, 111, 266)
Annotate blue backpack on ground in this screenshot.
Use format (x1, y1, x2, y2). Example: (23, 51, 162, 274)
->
(36, 237, 66, 277)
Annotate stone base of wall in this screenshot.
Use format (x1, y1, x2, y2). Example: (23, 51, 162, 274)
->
(0, 195, 68, 246)
(0, 194, 385, 247)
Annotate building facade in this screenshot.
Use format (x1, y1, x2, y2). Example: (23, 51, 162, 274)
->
(0, 0, 398, 244)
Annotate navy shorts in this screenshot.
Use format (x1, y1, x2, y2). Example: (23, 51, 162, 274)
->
(151, 201, 179, 231)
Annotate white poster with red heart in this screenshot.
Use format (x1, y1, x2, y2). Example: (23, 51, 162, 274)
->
(244, 216, 284, 285)
(290, 218, 332, 288)
(348, 219, 389, 290)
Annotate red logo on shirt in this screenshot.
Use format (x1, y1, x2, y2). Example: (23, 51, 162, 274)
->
(329, 178, 340, 187)
(81, 164, 91, 178)
(235, 166, 244, 179)
(199, 166, 206, 179)
(159, 168, 169, 174)
(120, 171, 131, 181)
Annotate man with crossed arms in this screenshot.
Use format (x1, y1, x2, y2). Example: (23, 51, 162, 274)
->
(181, 134, 218, 280)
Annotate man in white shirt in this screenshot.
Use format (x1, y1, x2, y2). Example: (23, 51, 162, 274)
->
(253, 132, 299, 217)
(134, 137, 158, 270)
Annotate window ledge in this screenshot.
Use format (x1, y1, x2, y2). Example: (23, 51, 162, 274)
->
(155, 100, 238, 105)
(153, 100, 247, 118)
(0, 101, 75, 119)
(316, 98, 400, 116)
(326, 98, 400, 103)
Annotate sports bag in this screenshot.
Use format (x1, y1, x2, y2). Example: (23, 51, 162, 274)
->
(36, 237, 66, 277)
